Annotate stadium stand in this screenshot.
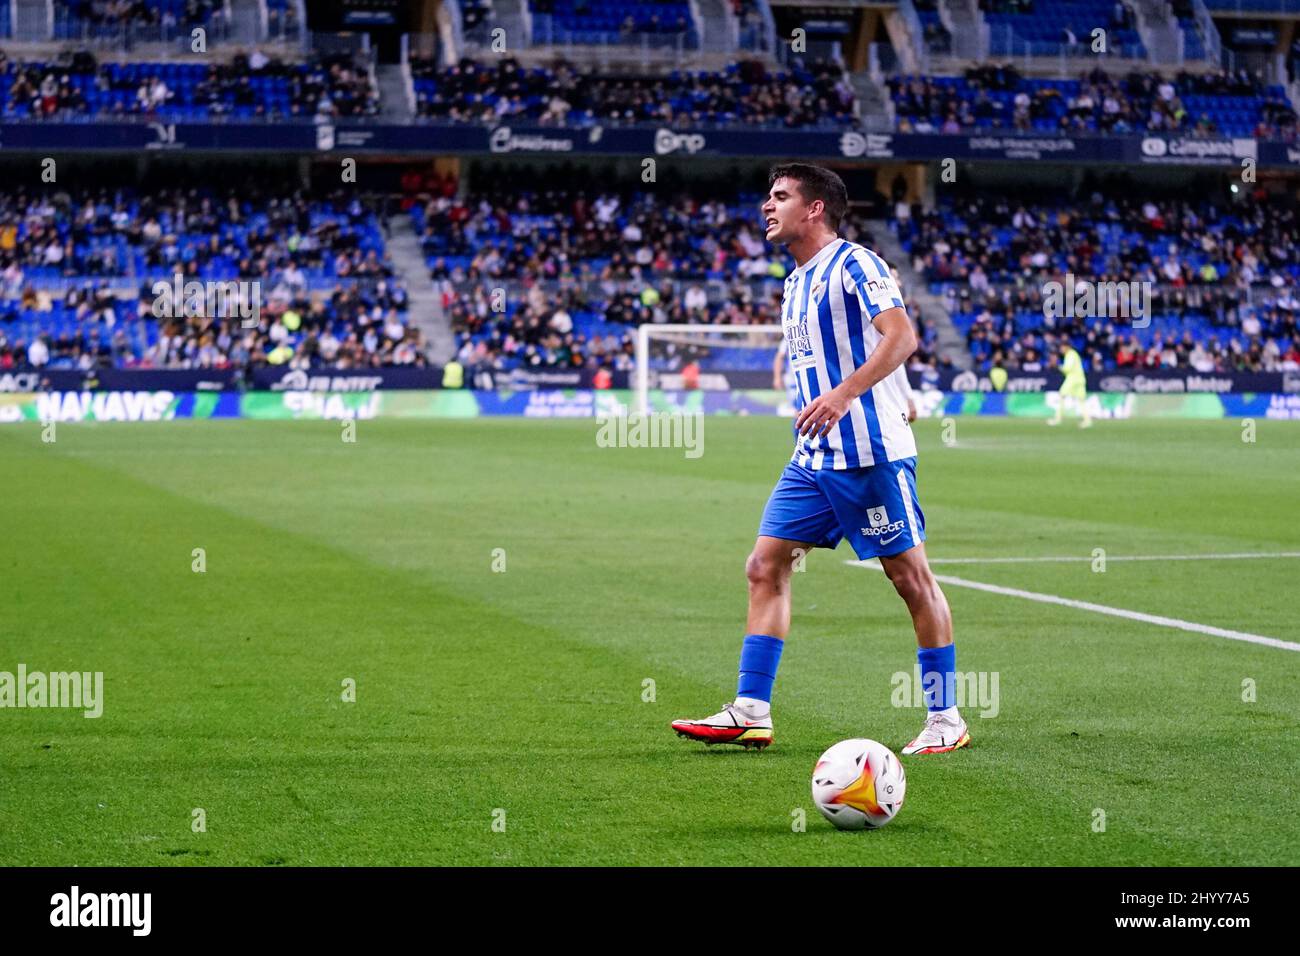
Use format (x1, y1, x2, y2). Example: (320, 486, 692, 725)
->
(888, 67, 1296, 137)
(914, 0, 953, 55)
(409, 56, 856, 127)
(893, 185, 1300, 373)
(0, 185, 416, 372)
(54, 0, 225, 40)
(983, 0, 1146, 58)
(2, 0, 1297, 382)
(528, 0, 699, 47)
(0, 50, 380, 120)
(418, 177, 941, 376)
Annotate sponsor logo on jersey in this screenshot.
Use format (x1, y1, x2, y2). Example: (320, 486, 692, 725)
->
(861, 505, 907, 538)
(783, 312, 816, 370)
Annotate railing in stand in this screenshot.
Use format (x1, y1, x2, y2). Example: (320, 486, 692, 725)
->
(309, 31, 373, 59)
(528, 14, 700, 55)
(758, 0, 777, 54)
(1189, 0, 1222, 64)
(896, 0, 931, 75)
(52, 12, 235, 49)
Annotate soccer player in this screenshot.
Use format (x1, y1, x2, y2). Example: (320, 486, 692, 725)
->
(1048, 340, 1092, 428)
(672, 164, 969, 756)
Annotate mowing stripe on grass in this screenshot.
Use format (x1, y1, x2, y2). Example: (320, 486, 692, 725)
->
(847, 560, 1300, 653)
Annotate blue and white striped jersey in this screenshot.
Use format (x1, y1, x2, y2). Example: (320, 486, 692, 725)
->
(780, 238, 917, 470)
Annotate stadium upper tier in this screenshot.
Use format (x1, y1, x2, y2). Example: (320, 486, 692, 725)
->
(0, 187, 415, 373)
(890, 67, 1296, 138)
(894, 188, 1300, 372)
(0, 0, 1264, 71)
(528, 0, 699, 47)
(1201, 0, 1300, 10)
(410, 57, 856, 128)
(55, 0, 225, 37)
(984, 0, 1146, 58)
(0, 52, 378, 120)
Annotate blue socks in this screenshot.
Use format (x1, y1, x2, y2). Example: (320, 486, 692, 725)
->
(734, 636, 953, 714)
(736, 634, 784, 703)
(917, 644, 957, 711)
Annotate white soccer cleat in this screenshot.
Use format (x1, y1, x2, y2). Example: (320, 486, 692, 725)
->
(901, 710, 971, 755)
(672, 702, 773, 750)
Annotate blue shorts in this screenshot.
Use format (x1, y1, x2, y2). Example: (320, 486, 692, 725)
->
(758, 458, 926, 559)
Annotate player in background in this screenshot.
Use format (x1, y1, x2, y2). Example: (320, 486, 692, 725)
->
(772, 339, 799, 417)
(897, 362, 919, 424)
(884, 264, 920, 424)
(1048, 341, 1093, 428)
(672, 164, 969, 756)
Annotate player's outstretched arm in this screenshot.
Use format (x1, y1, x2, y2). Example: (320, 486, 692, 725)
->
(795, 306, 916, 437)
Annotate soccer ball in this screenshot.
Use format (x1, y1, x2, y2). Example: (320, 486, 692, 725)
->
(811, 738, 906, 830)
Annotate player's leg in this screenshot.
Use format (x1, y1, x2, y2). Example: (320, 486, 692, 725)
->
(878, 543, 969, 754)
(672, 462, 838, 750)
(744, 534, 808, 639)
(670, 537, 810, 749)
(1077, 388, 1093, 428)
(823, 458, 970, 756)
(1048, 390, 1065, 425)
(878, 542, 951, 650)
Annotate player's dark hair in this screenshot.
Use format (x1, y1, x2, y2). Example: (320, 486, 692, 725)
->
(768, 163, 848, 231)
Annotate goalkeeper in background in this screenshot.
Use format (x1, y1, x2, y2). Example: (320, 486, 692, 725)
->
(1048, 340, 1092, 428)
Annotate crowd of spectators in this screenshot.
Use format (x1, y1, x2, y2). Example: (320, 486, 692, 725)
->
(961, 304, 1300, 375)
(890, 66, 1296, 139)
(0, 49, 379, 120)
(0, 185, 392, 281)
(0, 184, 416, 372)
(410, 177, 941, 375)
(895, 183, 1300, 372)
(0, 278, 420, 374)
(410, 56, 856, 128)
(416, 184, 806, 283)
(58, 0, 224, 33)
(16, 164, 1300, 379)
(444, 276, 944, 381)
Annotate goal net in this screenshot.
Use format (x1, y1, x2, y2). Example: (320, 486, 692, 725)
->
(634, 324, 785, 416)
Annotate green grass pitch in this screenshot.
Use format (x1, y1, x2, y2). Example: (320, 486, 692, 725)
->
(1, 415, 1298, 866)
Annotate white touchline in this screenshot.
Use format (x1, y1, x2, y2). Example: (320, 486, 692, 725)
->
(847, 561, 1300, 652)
(871, 552, 1300, 566)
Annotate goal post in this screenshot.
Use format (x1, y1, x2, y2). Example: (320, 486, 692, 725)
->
(634, 324, 786, 416)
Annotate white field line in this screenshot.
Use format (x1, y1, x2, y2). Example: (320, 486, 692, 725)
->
(847, 560, 1300, 652)
(902, 552, 1300, 566)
